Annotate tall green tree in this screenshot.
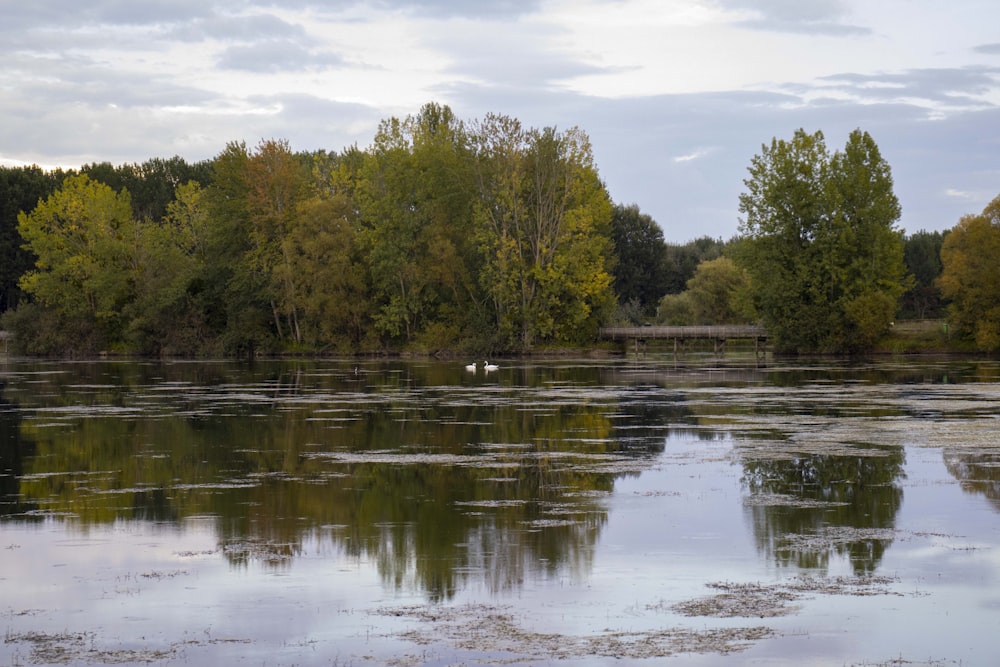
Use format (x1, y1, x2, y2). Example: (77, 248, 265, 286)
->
(734, 129, 908, 353)
(609, 203, 668, 317)
(245, 138, 310, 344)
(123, 181, 210, 355)
(357, 103, 477, 347)
(284, 195, 371, 349)
(200, 141, 272, 356)
(938, 194, 1000, 350)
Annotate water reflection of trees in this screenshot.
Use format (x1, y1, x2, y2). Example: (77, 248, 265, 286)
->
(944, 450, 1000, 513)
(2, 361, 666, 601)
(741, 446, 905, 575)
(0, 386, 37, 517)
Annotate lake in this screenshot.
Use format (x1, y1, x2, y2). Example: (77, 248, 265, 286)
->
(1, 356, 999, 665)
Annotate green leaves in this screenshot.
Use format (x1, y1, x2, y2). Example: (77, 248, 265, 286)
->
(609, 204, 667, 317)
(735, 129, 907, 353)
(6, 105, 621, 355)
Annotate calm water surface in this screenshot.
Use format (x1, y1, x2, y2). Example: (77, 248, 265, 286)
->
(1, 357, 999, 665)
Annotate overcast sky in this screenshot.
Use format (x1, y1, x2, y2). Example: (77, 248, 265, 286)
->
(3, 0, 999, 242)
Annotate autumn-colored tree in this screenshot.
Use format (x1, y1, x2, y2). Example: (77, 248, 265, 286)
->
(3, 104, 622, 356)
(470, 116, 615, 349)
(663, 237, 726, 295)
(16, 174, 136, 350)
(938, 195, 1000, 350)
(245, 138, 310, 343)
(285, 195, 371, 349)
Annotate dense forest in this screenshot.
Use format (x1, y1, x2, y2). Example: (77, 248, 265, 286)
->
(0, 104, 994, 356)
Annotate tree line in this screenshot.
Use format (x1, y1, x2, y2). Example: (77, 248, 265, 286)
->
(0, 106, 994, 355)
(0, 104, 728, 356)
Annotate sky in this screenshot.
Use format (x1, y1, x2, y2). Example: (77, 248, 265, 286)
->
(2, 0, 999, 242)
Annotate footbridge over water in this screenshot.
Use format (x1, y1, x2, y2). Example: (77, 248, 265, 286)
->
(599, 325, 768, 357)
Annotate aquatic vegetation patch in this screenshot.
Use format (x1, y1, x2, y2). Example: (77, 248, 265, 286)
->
(733, 436, 901, 461)
(221, 538, 300, 565)
(4, 631, 174, 664)
(4, 631, 254, 665)
(669, 582, 801, 618)
(139, 569, 187, 580)
(850, 657, 960, 667)
(455, 499, 528, 508)
(742, 493, 849, 508)
(520, 518, 581, 528)
(780, 526, 900, 552)
(375, 603, 773, 659)
(670, 574, 901, 619)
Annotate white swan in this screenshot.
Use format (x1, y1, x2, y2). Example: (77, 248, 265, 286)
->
(465, 362, 477, 372)
(483, 360, 499, 372)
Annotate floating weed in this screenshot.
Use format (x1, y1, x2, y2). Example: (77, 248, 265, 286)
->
(4, 630, 253, 665)
(375, 603, 773, 659)
(849, 657, 960, 667)
(669, 574, 903, 620)
(670, 582, 801, 618)
(520, 518, 580, 528)
(139, 570, 187, 580)
(742, 493, 849, 508)
(780, 526, 900, 552)
(454, 500, 528, 508)
(221, 538, 300, 566)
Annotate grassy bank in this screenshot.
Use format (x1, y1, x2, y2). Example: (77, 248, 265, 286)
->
(875, 319, 977, 355)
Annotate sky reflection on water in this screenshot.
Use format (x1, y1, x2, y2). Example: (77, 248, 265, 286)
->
(1, 357, 1000, 664)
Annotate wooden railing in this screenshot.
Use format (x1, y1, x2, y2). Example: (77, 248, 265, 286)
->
(599, 325, 767, 341)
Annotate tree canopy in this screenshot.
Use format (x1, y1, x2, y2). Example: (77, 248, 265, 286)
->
(6, 114, 989, 357)
(938, 195, 1000, 350)
(3, 104, 618, 356)
(734, 129, 909, 354)
(609, 203, 669, 317)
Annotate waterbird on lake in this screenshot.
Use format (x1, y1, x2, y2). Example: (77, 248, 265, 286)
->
(484, 360, 499, 371)
(465, 362, 477, 372)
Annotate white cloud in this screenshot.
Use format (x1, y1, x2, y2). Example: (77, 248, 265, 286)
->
(1, 0, 999, 241)
(673, 148, 715, 163)
(944, 188, 993, 202)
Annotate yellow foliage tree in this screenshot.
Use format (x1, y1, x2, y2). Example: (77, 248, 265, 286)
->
(938, 194, 1000, 350)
